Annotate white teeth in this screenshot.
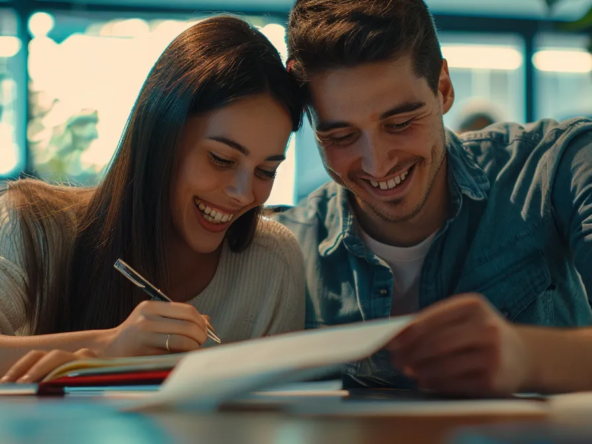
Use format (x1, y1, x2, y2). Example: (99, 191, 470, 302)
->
(369, 168, 411, 190)
(194, 200, 234, 224)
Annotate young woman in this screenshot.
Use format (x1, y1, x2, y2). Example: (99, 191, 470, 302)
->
(0, 16, 305, 382)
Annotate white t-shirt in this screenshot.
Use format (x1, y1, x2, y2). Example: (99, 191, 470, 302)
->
(360, 229, 436, 316)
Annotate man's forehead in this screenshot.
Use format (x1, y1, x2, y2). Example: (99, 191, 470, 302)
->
(308, 57, 426, 123)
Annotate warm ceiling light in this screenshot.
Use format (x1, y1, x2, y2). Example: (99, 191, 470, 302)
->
(533, 50, 592, 73)
(0, 36, 22, 58)
(442, 45, 523, 70)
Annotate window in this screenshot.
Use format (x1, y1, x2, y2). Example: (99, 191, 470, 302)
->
(26, 11, 295, 204)
(0, 8, 23, 178)
(439, 32, 526, 129)
(534, 33, 592, 121)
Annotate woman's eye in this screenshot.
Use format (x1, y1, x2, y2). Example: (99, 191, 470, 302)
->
(256, 168, 277, 180)
(209, 153, 234, 167)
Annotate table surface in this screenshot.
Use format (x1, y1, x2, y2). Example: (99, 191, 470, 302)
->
(0, 389, 557, 444)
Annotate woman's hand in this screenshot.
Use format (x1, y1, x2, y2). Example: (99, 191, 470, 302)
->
(387, 293, 531, 396)
(101, 300, 210, 358)
(0, 348, 97, 383)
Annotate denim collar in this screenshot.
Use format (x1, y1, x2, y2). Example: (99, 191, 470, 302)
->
(318, 128, 490, 258)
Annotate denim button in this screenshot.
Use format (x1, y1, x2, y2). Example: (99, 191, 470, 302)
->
(379, 289, 388, 296)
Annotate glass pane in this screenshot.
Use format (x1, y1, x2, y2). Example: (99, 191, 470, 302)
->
(534, 33, 592, 121)
(439, 32, 526, 130)
(0, 8, 23, 177)
(28, 11, 295, 205)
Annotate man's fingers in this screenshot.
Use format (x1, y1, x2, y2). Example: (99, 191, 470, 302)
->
(389, 294, 493, 351)
(411, 348, 495, 385)
(0, 351, 47, 383)
(392, 321, 497, 368)
(419, 370, 499, 397)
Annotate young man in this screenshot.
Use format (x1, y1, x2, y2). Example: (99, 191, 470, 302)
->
(272, 0, 592, 395)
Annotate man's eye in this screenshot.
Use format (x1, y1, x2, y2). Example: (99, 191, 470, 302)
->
(209, 153, 233, 167)
(386, 120, 413, 131)
(322, 133, 355, 146)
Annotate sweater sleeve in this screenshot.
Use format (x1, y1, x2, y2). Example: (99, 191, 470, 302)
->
(0, 193, 29, 335)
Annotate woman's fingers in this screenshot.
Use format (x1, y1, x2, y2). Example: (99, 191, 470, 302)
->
(15, 350, 88, 383)
(73, 348, 98, 359)
(0, 350, 47, 383)
(158, 333, 201, 353)
(143, 317, 208, 346)
(0, 349, 97, 384)
(140, 301, 207, 331)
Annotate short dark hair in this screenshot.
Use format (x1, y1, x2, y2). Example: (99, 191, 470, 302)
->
(287, 0, 443, 96)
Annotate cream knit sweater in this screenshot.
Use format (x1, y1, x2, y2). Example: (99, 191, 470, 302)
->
(0, 194, 305, 345)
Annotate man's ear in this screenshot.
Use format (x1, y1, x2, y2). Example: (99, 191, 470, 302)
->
(438, 59, 455, 115)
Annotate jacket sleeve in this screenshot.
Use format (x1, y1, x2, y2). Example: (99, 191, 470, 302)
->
(552, 130, 592, 303)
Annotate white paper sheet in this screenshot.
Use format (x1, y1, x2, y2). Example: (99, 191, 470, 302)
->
(128, 316, 413, 411)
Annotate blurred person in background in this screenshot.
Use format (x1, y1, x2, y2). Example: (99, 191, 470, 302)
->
(0, 16, 305, 383)
(455, 99, 504, 133)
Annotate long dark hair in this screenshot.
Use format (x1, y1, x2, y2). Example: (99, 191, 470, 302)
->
(7, 16, 303, 334)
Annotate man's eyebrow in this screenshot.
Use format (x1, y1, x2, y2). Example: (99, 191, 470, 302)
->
(316, 101, 427, 132)
(316, 121, 352, 133)
(380, 101, 426, 119)
(208, 136, 286, 162)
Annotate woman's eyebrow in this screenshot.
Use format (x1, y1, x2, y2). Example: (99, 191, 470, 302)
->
(208, 136, 285, 161)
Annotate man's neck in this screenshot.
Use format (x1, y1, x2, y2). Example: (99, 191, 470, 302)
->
(354, 163, 449, 248)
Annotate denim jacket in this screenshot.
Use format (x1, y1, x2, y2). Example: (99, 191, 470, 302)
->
(271, 118, 592, 388)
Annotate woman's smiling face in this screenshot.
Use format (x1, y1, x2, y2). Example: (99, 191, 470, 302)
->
(170, 93, 293, 254)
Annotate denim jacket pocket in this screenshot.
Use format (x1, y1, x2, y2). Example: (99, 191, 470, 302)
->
(457, 251, 553, 324)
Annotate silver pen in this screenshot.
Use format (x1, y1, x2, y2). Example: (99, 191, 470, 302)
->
(114, 258, 221, 344)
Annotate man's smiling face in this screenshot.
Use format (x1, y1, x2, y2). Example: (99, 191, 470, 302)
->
(309, 55, 454, 226)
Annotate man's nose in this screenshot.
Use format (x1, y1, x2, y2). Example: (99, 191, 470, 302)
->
(360, 137, 396, 178)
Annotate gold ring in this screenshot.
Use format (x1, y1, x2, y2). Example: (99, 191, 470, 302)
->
(165, 334, 171, 352)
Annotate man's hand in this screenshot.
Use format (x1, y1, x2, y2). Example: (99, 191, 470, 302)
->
(387, 294, 531, 396)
